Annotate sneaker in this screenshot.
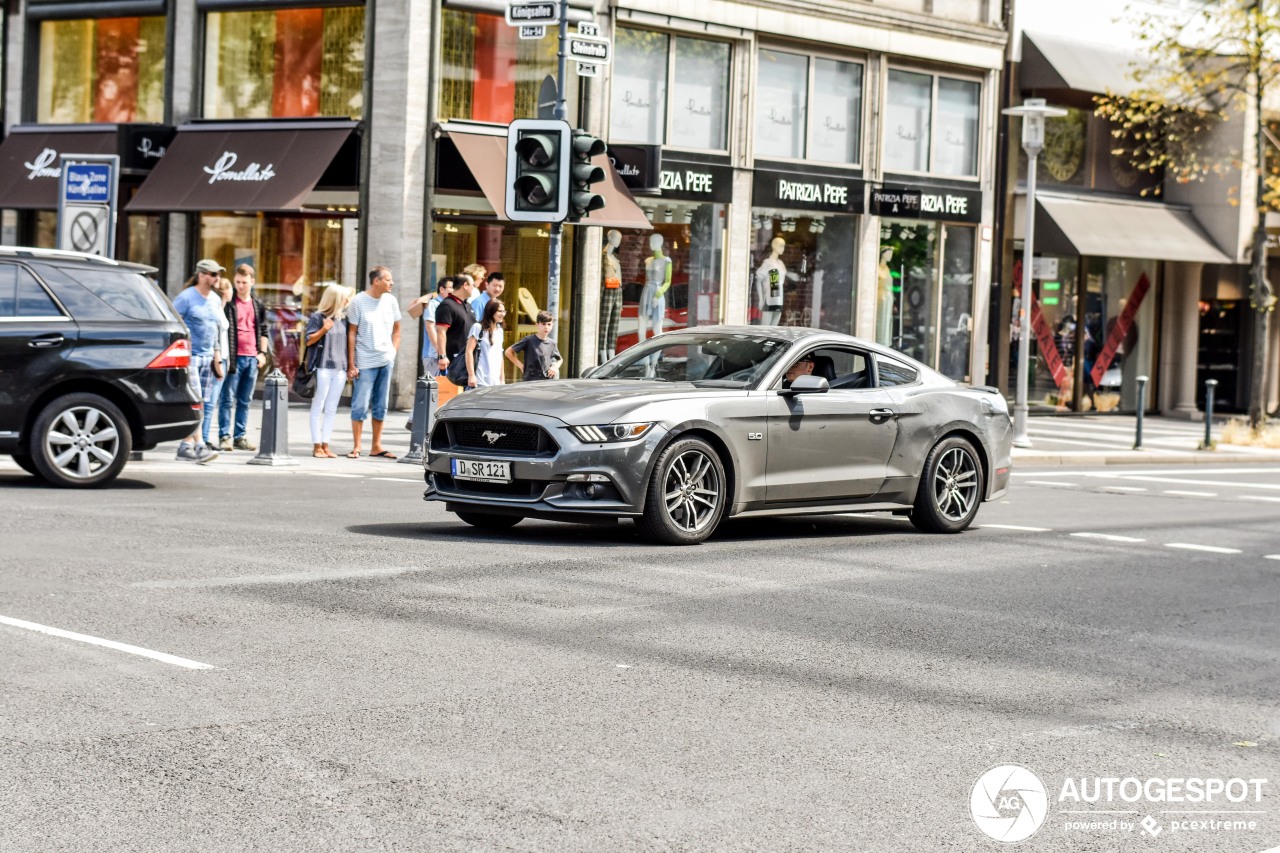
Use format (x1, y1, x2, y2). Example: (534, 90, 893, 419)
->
(193, 444, 219, 464)
(233, 437, 256, 451)
(176, 442, 199, 462)
(218, 436, 233, 452)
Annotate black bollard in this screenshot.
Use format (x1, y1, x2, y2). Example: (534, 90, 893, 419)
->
(248, 369, 298, 466)
(1133, 375, 1149, 450)
(1202, 379, 1218, 450)
(399, 376, 438, 465)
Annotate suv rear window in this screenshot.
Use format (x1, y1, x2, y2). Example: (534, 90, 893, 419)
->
(31, 263, 174, 322)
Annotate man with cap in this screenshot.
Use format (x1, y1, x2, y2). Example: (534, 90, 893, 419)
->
(218, 263, 269, 451)
(170, 258, 225, 463)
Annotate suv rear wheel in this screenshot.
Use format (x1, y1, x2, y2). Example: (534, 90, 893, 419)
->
(30, 393, 132, 488)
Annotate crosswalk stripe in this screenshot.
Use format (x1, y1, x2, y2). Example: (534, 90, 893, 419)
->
(1165, 543, 1242, 554)
(1163, 490, 1217, 497)
(1071, 532, 1146, 542)
(979, 524, 1053, 532)
(1026, 480, 1078, 487)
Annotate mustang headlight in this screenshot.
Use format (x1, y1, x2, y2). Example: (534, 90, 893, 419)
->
(569, 422, 654, 443)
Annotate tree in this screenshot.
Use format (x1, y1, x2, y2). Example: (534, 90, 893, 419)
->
(1095, 0, 1280, 428)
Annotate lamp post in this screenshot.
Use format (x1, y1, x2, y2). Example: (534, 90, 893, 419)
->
(1002, 98, 1066, 448)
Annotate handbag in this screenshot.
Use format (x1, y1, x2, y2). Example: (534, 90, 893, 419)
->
(445, 349, 470, 386)
(292, 334, 320, 399)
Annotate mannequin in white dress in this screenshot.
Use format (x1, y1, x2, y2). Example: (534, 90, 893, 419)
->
(753, 236, 787, 326)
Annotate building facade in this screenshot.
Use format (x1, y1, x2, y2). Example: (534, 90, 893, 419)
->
(2, 0, 1007, 407)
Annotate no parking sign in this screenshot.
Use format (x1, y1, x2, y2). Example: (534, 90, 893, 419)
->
(57, 155, 119, 257)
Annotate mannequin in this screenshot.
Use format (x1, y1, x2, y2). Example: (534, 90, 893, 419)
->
(599, 229, 623, 363)
(639, 232, 672, 343)
(753, 236, 787, 326)
(876, 247, 895, 346)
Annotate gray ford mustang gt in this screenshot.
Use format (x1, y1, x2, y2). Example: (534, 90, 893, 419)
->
(424, 326, 1012, 545)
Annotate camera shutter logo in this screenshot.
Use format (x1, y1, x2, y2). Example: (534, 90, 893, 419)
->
(970, 765, 1049, 843)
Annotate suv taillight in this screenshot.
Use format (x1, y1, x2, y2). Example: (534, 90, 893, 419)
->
(147, 339, 191, 369)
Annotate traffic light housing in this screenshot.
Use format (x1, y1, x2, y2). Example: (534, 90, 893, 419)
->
(505, 118, 570, 222)
(567, 130, 607, 222)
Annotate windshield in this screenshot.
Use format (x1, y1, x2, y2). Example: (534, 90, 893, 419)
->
(592, 332, 792, 388)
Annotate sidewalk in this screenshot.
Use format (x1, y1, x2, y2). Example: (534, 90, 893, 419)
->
(1010, 413, 1280, 466)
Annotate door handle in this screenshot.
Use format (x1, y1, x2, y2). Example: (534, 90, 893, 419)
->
(28, 335, 64, 348)
(868, 408, 896, 421)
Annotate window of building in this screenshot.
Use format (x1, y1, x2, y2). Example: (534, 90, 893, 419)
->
(440, 10, 578, 124)
(38, 17, 166, 123)
(610, 29, 730, 151)
(748, 213, 858, 333)
(204, 7, 365, 119)
(755, 49, 863, 164)
(884, 69, 980, 177)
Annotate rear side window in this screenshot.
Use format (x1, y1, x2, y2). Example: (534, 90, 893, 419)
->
(877, 357, 918, 387)
(0, 264, 14, 315)
(17, 267, 63, 317)
(31, 263, 173, 322)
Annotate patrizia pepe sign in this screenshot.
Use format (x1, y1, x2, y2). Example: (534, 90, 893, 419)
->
(752, 168, 864, 213)
(203, 151, 276, 184)
(872, 184, 982, 223)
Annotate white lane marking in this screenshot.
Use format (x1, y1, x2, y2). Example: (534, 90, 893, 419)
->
(0, 614, 214, 670)
(1103, 486, 1147, 492)
(1165, 543, 1243, 555)
(305, 472, 364, 478)
(1015, 467, 1280, 478)
(1026, 480, 1079, 487)
(134, 566, 421, 588)
(1265, 555, 1280, 562)
(979, 524, 1053, 532)
(1086, 475, 1280, 492)
(1164, 490, 1218, 497)
(1241, 496, 1280, 503)
(371, 477, 420, 483)
(1071, 532, 1146, 543)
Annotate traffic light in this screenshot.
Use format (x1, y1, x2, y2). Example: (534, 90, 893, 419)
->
(567, 130, 607, 222)
(505, 118, 570, 222)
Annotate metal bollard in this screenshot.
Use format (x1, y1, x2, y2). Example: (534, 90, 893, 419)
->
(1133, 375, 1149, 450)
(1202, 378, 1218, 450)
(399, 376, 438, 465)
(248, 369, 298, 466)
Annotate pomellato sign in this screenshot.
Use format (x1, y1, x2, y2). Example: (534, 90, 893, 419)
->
(203, 151, 276, 184)
(752, 168, 864, 213)
(25, 148, 61, 180)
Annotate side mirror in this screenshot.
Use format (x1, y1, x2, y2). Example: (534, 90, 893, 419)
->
(581, 364, 600, 379)
(778, 375, 829, 396)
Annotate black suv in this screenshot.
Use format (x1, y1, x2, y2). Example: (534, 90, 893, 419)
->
(0, 247, 199, 487)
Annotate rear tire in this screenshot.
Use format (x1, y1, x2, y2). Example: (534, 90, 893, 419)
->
(910, 436, 983, 533)
(637, 437, 727, 545)
(455, 511, 524, 530)
(30, 393, 132, 489)
(11, 453, 42, 479)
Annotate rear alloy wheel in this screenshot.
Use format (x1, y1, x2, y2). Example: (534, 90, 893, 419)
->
(455, 511, 524, 531)
(910, 436, 983, 533)
(30, 393, 132, 488)
(638, 437, 726, 545)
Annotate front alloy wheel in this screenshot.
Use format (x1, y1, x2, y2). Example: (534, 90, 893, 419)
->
(31, 393, 132, 488)
(638, 437, 726, 545)
(910, 436, 983, 533)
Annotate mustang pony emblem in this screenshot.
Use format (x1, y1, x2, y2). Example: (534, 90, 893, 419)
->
(481, 430, 506, 445)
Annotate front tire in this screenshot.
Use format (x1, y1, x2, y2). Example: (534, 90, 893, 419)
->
(637, 437, 727, 545)
(455, 511, 523, 530)
(910, 436, 983, 533)
(30, 393, 132, 489)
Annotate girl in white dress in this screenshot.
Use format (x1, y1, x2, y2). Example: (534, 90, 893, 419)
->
(465, 299, 507, 388)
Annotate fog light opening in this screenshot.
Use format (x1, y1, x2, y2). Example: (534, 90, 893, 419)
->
(585, 483, 602, 499)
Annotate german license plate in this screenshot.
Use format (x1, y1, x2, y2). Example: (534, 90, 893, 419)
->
(451, 457, 511, 483)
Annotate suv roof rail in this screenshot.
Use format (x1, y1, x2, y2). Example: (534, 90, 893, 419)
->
(0, 245, 127, 265)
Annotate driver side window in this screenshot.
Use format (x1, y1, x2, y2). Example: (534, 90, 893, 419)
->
(777, 347, 870, 390)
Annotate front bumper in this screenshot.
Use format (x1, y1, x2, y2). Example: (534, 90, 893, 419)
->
(424, 409, 668, 517)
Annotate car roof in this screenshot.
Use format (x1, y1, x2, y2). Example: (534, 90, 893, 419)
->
(662, 325, 943, 377)
(0, 245, 158, 275)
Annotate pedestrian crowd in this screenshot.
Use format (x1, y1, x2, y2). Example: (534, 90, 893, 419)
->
(170, 259, 561, 465)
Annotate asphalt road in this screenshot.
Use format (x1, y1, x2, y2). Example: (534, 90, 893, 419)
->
(1, 460, 1277, 852)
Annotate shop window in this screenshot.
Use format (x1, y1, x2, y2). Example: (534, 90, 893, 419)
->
(204, 7, 365, 119)
(609, 29, 730, 152)
(440, 10, 577, 124)
(884, 70, 980, 177)
(31, 209, 162, 269)
(37, 17, 166, 123)
(748, 213, 858, 333)
(755, 49, 862, 165)
(602, 202, 726, 361)
(199, 212, 357, 382)
(878, 220, 975, 380)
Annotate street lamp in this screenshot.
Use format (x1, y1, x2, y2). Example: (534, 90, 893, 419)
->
(1002, 98, 1067, 447)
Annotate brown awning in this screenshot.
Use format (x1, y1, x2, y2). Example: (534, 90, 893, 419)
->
(127, 120, 358, 212)
(446, 128, 652, 230)
(0, 126, 117, 209)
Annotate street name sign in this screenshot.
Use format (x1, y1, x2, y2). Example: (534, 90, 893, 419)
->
(519, 25, 545, 39)
(505, 1, 558, 26)
(568, 33, 611, 65)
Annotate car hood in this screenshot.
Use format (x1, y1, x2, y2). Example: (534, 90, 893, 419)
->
(438, 379, 734, 423)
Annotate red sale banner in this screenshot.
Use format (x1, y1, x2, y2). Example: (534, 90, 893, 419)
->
(1030, 298, 1069, 389)
(1090, 272, 1151, 387)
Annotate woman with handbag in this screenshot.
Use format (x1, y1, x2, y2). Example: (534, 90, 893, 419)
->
(304, 284, 353, 458)
(201, 277, 233, 451)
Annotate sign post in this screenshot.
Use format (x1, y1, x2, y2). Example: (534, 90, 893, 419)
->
(57, 155, 119, 258)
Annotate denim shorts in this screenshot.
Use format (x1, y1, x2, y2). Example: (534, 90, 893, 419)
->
(350, 363, 392, 422)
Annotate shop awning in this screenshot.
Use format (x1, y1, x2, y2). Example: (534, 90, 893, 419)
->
(444, 127, 652, 230)
(127, 120, 359, 213)
(1018, 193, 1232, 264)
(1022, 32, 1140, 97)
(0, 126, 117, 209)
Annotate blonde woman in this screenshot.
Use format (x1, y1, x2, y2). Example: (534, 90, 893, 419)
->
(304, 284, 353, 458)
(200, 276, 232, 450)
